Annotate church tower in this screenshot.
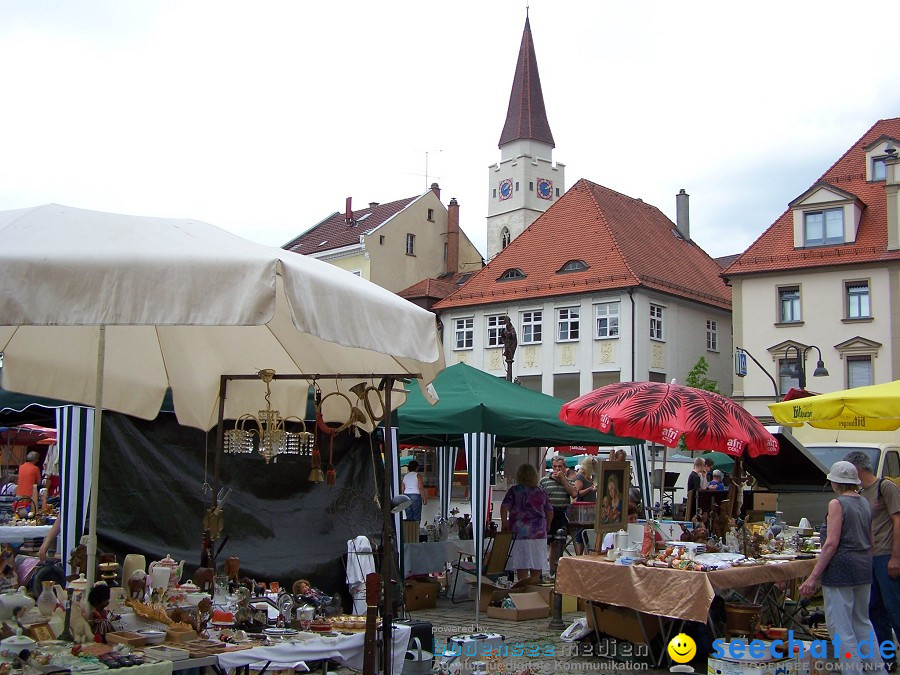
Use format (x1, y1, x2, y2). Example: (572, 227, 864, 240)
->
(486, 14, 564, 261)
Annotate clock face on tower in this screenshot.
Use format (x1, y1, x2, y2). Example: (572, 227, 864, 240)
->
(499, 178, 513, 201)
(537, 178, 553, 200)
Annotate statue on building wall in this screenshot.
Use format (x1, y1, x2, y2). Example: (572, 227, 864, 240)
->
(499, 315, 517, 381)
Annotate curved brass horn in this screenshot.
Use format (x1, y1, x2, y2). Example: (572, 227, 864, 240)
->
(316, 391, 357, 434)
(349, 382, 387, 424)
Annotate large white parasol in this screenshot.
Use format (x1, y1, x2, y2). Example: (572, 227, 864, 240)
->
(0, 204, 444, 598)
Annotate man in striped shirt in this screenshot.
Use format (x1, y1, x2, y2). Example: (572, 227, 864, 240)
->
(540, 456, 577, 578)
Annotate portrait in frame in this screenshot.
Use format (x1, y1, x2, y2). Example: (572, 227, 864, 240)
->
(594, 461, 630, 538)
(27, 622, 55, 642)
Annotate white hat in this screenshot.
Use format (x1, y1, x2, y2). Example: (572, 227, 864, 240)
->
(826, 461, 861, 485)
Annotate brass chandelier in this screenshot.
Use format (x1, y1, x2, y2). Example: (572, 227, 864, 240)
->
(223, 369, 312, 464)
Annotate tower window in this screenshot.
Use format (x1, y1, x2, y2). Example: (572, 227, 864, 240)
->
(529, 181, 534, 191)
(493, 189, 497, 198)
(515, 182, 520, 192)
(501, 227, 511, 249)
(556, 188, 560, 197)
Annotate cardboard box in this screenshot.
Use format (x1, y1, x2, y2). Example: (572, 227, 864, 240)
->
(562, 594, 578, 613)
(486, 590, 549, 621)
(753, 492, 779, 512)
(166, 625, 199, 642)
(405, 579, 438, 611)
(584, 602, 660, 644)
(402, 520, 421, 543)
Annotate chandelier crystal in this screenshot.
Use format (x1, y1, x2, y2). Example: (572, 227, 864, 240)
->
(223, 369, 312, 464)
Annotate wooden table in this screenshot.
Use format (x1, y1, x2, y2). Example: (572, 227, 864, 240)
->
(555, 555, 817, 667)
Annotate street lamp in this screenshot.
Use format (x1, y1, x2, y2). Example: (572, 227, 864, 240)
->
(779, 345, 829, 389)
(736, 347, 780, 401)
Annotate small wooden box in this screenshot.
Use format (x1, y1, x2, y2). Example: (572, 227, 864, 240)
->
(106, 631, 147, 647)
(165, 626, 199, 642)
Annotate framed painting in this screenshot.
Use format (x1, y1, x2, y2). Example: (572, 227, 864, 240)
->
(594, 461, 630, 538)
(27, 622, 55, 642)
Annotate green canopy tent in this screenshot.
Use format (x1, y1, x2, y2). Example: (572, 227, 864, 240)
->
(393, 363, 637, 623)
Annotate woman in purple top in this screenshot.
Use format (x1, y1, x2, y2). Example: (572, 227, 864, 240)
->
(501, 463, 553, 582)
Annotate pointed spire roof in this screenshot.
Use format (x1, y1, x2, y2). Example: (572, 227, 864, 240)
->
(498, 16, 555, 149)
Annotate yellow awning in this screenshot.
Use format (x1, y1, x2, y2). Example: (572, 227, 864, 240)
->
(768, 380, 900, 431)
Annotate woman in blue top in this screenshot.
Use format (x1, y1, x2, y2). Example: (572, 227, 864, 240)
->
(799, 461, 881, 672)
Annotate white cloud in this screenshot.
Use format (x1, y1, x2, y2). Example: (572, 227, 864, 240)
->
(1, 0, 898, 258)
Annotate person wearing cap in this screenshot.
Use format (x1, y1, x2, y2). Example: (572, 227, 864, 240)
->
(843, 450, 900, 672)
(799, 461, 882, 672)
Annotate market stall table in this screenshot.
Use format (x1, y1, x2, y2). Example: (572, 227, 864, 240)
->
(403, 539, 475, 577)
(0, 524, 51, 545)
(214, 623, 411, 674)
(555, 554, 816, 666)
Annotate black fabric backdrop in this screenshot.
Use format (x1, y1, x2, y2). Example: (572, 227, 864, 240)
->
(95, 412, 384, 605)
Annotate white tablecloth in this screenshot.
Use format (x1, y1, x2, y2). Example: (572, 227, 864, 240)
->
(0, 525, 51, 544)
(403, 540, 475, 576)
(216, 624, 411, 674)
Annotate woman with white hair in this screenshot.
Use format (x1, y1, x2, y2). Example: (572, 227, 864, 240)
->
(799, 461, 881, 672)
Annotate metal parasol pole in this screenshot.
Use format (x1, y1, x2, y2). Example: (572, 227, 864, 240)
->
(86, 325, 105, 588)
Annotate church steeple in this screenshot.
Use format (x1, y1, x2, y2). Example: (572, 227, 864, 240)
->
(486, 13, 564, 262)
(498, 16, 555, 149)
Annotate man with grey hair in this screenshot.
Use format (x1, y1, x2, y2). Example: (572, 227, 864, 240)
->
(844, 450, 900, 670)
(540, 455, 577, 579)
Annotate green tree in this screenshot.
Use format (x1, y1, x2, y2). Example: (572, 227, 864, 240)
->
(684, 356, 719, 394)
(679, 356, 719, 452)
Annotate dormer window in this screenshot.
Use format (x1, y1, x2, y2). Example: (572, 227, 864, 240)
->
(804, 208, 844, 247)
(865, 136, 899, 181)
(498, 268, 526, 281)
(789, 181, 862, 249)
(557, 259, 589, 273)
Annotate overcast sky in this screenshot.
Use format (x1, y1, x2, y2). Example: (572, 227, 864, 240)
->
(2, 1, 898, 260)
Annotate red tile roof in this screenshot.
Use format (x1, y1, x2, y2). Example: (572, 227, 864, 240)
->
(434, 178, 731, 311)
(724, 117, 900, 277)
(283, 195, 419, 255)
(398, 276, 464, 301)
(498, 16, 555, 149)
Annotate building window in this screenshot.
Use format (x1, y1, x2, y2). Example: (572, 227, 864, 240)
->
(557, 307, 580, 342)
(454, 318, 473, 350)
(498, 268, 525, 281)
(443, 243, 448, 263)
(486, 315, 504, 347)
(873, 157, 888, 181)
(778, 286, 801, 323)
(501, 228, 511, 249)
(515, 182, 520, 192)
(529, 181, 534, 192)
(521, 310, 542, 344)
(650, 304, 664, 341)
(778, 358, 799, 394)
(558, 260, 589, 273)
(379, 235, 385, 245)
(427, 208, 434, 221)
(706, 319, 718, 352)
(595, 302, 619, 338)
(804, 208, 844, 246)
(847, 355, 873, 388)
(555, 188, 560, 197)
(406, 233, 415, 256)
(846, 281, 871, 319)
(493, 188, 497, 198)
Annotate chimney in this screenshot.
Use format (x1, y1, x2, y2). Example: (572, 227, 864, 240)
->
(447, 198, 460, 275)
(345, 197, 352, 225)
(430, 183, 441, 200)
(676, 189, 690, 240)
